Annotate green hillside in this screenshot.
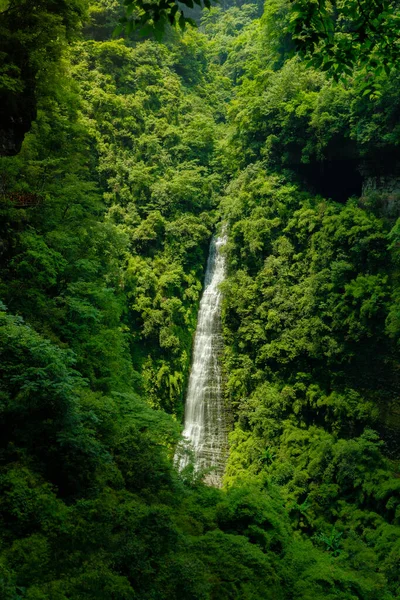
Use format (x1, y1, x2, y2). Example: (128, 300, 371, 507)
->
(0, 1, 399, 598)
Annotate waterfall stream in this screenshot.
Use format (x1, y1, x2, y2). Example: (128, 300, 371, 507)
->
(176, 233, 229, 486)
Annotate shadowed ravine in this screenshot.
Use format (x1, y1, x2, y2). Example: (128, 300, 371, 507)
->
(176, 233, 229, 486)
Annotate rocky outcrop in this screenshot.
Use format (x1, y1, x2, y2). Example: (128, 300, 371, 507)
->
(0, 99, 36, 156)
(361, 175, 400, 218)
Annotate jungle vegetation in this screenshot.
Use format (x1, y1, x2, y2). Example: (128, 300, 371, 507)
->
(0, 0, 399, 598)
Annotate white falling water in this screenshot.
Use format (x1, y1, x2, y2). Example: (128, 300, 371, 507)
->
(176, 233, 229, 486)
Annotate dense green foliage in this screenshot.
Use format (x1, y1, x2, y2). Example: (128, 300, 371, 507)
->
(288, 0, 400, 79)
(0, 0, 399, 598)
(217, 3, 400, 597)
(0, 0, 88, 154)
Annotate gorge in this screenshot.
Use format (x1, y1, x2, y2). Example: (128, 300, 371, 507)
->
(0, 1, 399, 599)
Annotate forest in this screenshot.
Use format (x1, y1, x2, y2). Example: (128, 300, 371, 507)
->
(0, 0, 399, 598)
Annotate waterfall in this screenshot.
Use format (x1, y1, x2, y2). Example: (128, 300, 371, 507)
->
(176, 233, 229, 486)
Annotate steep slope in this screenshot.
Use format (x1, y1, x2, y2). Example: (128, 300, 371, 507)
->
(0, 1, 399, 599)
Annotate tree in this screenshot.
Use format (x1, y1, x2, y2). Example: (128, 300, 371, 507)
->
(117, 0, 212, 38)
(0, 0, 88, 155)
(288, 0, 400, 79)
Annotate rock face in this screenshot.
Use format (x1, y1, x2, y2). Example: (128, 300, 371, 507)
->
(363, 175, 400, 195)
(0, 104, 36, 157)
(362, 175, 400, 217)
